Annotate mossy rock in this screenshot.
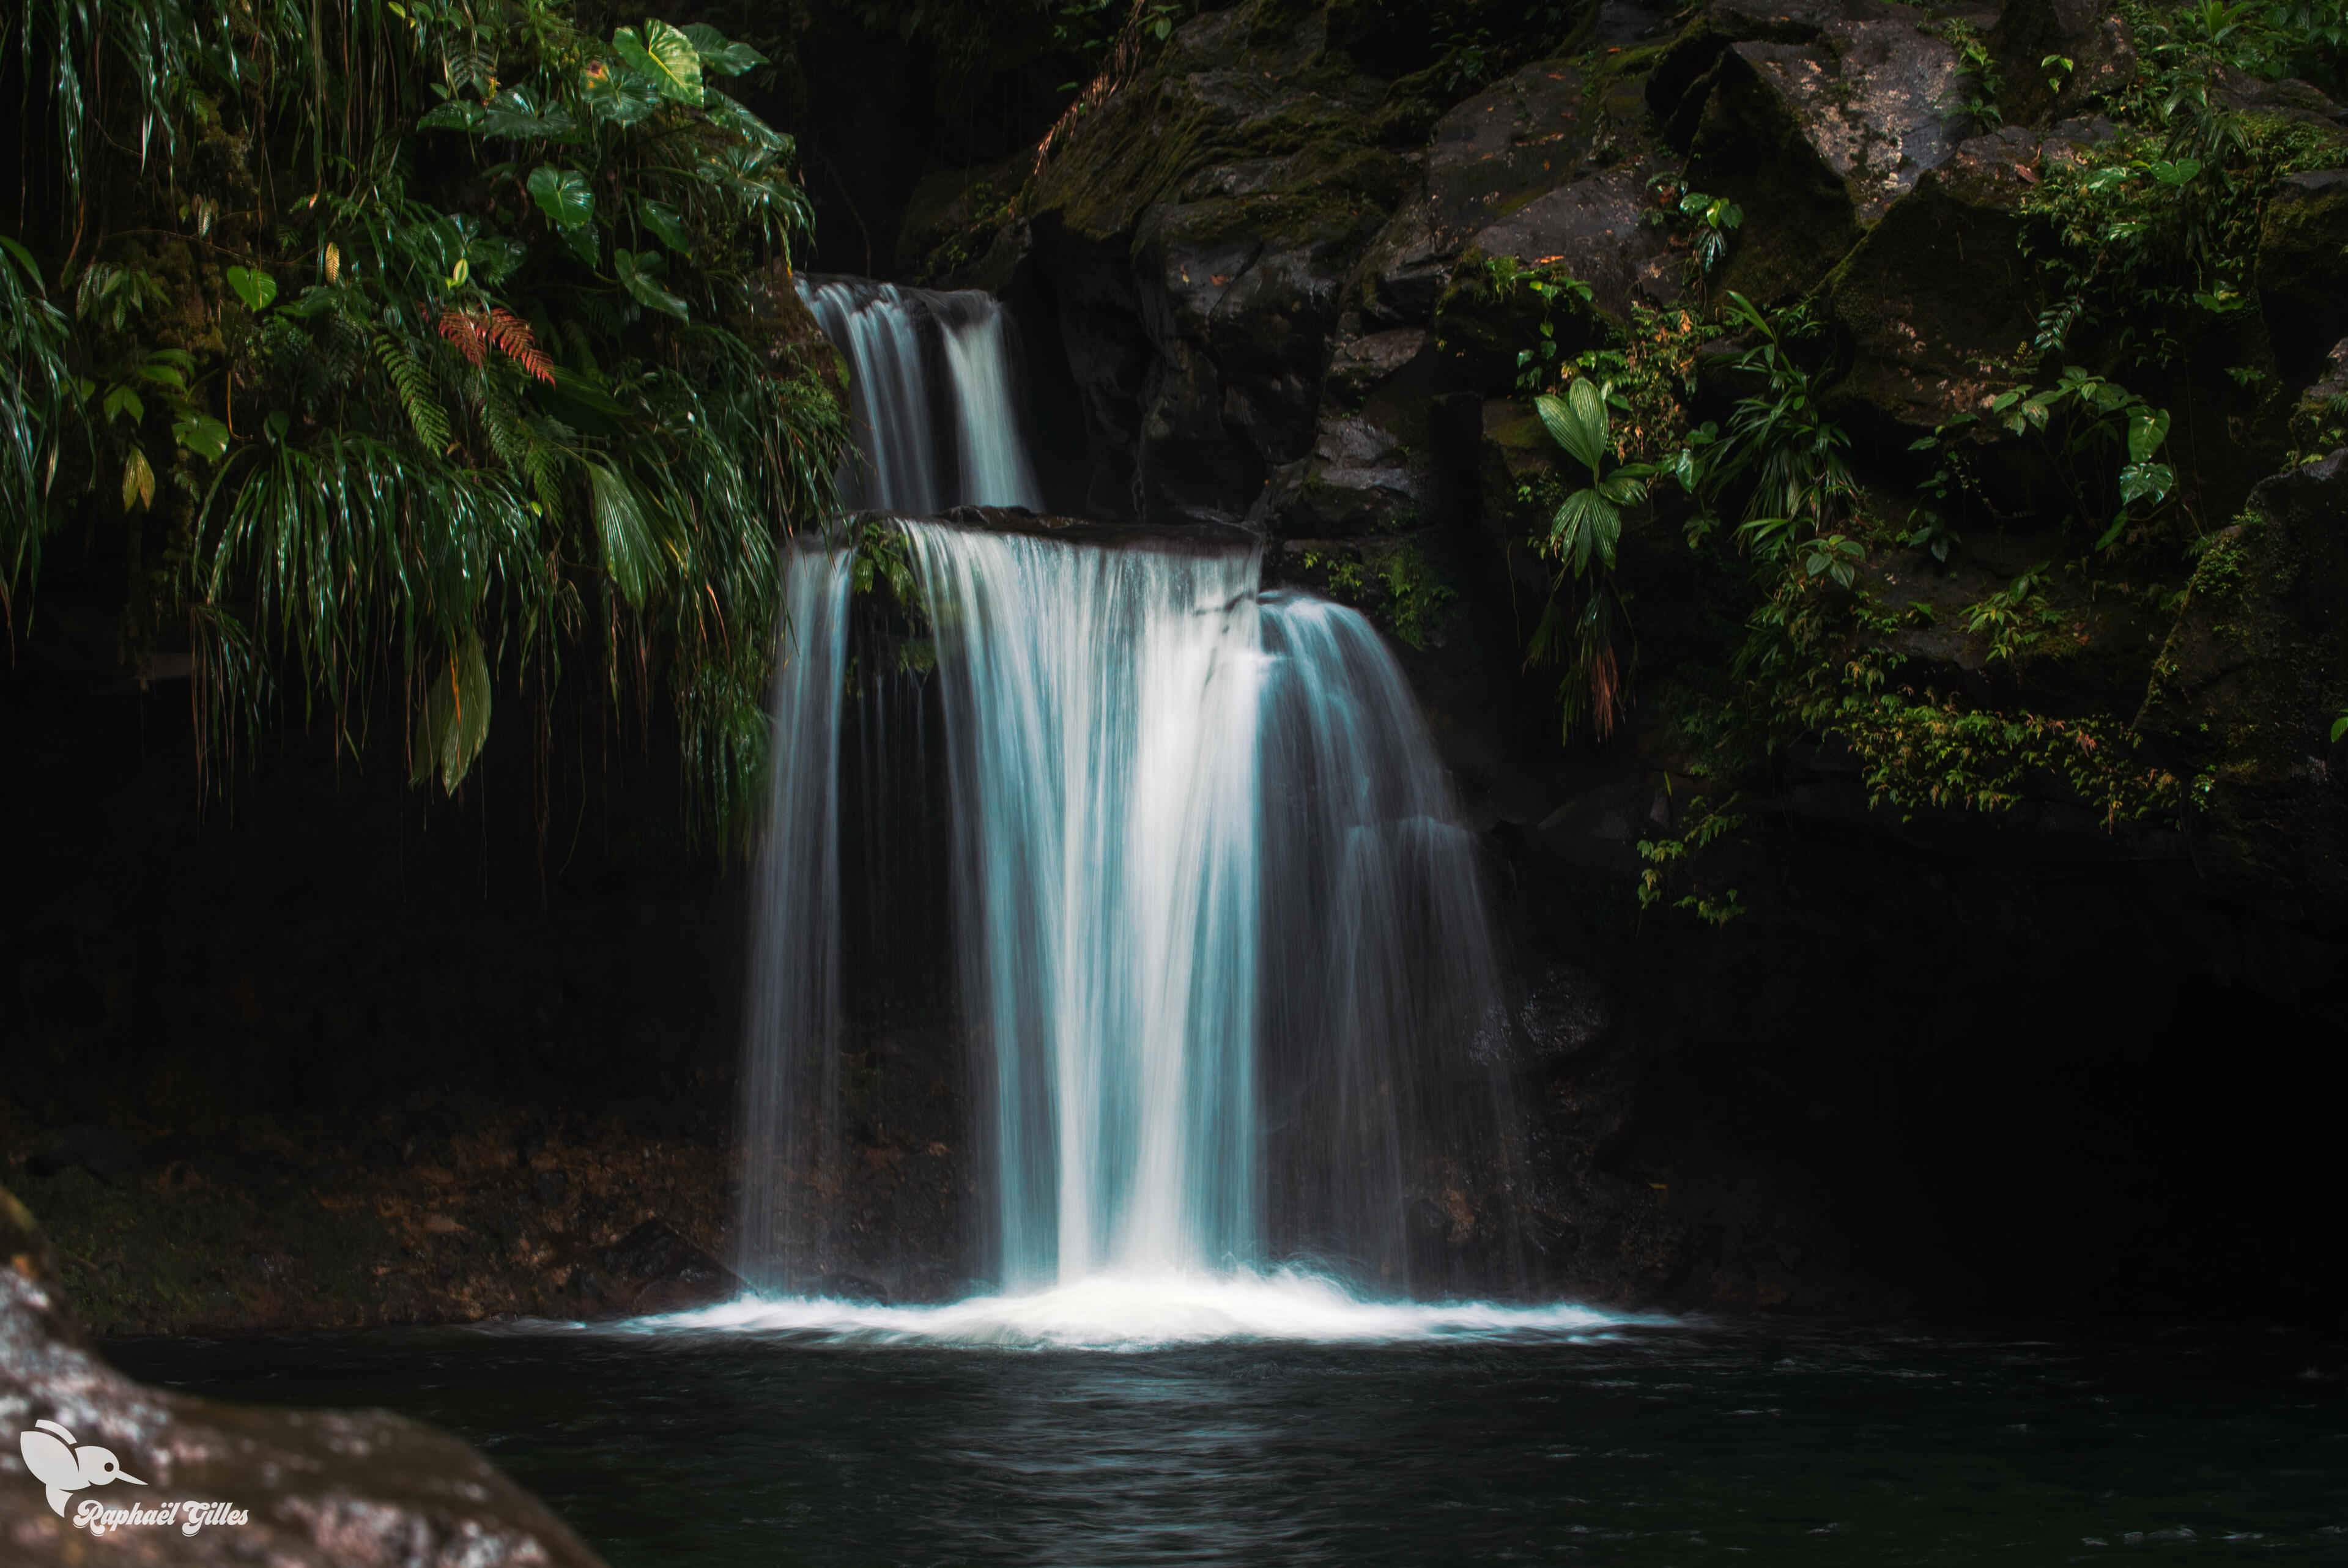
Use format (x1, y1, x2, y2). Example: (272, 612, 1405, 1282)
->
(2138, 450, 2348, 904)
(1989, 0, 2138, 126)
(2256, 169, 2348, 393)
(1820, 126, 2053, 440)
(1663, 7, 1966, 304)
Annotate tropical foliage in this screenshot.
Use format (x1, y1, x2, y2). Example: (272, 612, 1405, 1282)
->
(2, 0, 846, 842)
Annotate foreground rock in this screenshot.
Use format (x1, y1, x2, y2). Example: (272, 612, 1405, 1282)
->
(0, 1187, 606, 1565)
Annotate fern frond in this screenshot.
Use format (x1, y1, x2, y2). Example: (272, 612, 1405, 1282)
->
(486, 308, 555, 383)
(372, 328, 451, 450)
(436, 307, 489, 366)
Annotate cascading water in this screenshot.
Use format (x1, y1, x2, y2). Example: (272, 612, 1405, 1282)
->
(735, 548, 856, 1288)
(908, 525, 1265, 1289)
(798, 276, 1045, 516)
(735, 520, 1552, 1328)
(727, 275, 1594, 1345)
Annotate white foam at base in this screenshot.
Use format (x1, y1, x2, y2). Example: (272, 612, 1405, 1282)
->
(590, 1269, 1643, 1350)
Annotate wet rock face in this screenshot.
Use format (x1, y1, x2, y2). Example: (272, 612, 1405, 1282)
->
(0, 1188, 604, 1566)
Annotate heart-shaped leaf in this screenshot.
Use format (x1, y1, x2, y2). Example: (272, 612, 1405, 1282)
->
(612, 21, 703, 106)
(563, 220, 602, 269)
(528, 165, 595, 229)
(2127, 405, 2171, 465)
(635, 197, 691, 253)
(582, 59, 662, 125)
(172, 413, 231, 461)
(615, 248, 689, 320)
(681, 22, 766, 75)
(224, 265, 276, 312)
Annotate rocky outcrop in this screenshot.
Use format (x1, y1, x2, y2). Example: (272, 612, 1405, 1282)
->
(2139, 450, 2348, 924)
(1820, 118, 2111, 440)
(2257, 169, 2348, 390)
(1023, 0, 1418, 520)
(1650, 0, 1969, 300)
(0, 1188, 604, 1564)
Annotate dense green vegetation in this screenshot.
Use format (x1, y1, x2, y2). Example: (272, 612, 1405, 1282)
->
(2, 0, 848, 841)
(1498, 0, 2348, 920)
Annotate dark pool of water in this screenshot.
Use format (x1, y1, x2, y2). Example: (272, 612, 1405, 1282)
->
(108, 1315, 2347, 1565)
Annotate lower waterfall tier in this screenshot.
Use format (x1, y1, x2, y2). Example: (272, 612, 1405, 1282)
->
(736, 516, 1529, 1300)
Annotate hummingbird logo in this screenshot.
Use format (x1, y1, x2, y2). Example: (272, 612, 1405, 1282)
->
(18, 1419, 146, 1517)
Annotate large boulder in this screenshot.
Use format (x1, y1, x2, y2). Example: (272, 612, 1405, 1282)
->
(1820, 118, 2113, 440)
(1653, 1, 1967, 301)
(0, 1186, 604, 1566)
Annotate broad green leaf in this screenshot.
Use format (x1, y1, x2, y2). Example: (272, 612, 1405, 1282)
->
(681, 22, 767, 75)
(120, 446, 155, 511)
(582, 59, 662, 125)
(2127, 405, 2171, 465)
(224, 265, 276, 312)
(704, 94, 790, 155)
(476, 87, 579, 141)
(1596, 470, 1649, 507)
(2117, 460, 2173, 507)
(413, 629, 494, 793)
(102, 385, 145, 424)
(1551, 486, 1621, 576)
(587, 458, 666, 606)
(2331, 714, 2348, 744)
(612, 21, 703, 107)
(172, 413, 231, 460)
(528, 166, 595, 229)
(563, 220, 603, 270)
(1535, 379, 1610, 476)
(2150, 158, 2202, 185)
(636, 198, 691, 253)
(615, 248, 689, 320)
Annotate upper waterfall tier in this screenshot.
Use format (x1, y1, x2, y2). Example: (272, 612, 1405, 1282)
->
(798, 276, 1046, 517)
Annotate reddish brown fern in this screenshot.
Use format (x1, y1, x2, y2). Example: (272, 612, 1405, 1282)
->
(435, 306, 557, 384)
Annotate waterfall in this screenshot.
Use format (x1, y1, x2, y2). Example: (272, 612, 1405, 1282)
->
(1256, 592, 1517, 1289)
(735, 546, 856, 1291)
(737, 519, 1528, 1305)
(798, 277, 1045, 516)
(908, 523, 1264, 1287)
